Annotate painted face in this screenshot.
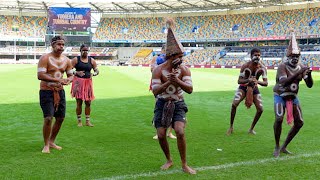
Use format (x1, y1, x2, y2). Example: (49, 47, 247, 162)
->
(171, 54, 183, 69)
(251, 52, 261, 64)
(51, 40, 65, 54)
(288, 54, 300, 67)
(80, 47, 89, 56)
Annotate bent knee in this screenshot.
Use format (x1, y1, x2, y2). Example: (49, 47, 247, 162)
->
(174, 126, 185, 137)
(43, 117, 53, 125)
(44, 116, 53, 122)
(257, 108, 263, 114)
(175, 130, 185, 137)
(232, 103, 238, 109)
(55, 117, 65, 123)
(295, 120, 304, 128)
(157, 129, 166, 139)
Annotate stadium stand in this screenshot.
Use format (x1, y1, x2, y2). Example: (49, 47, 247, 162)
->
(93, 8, 320, 41)
(0, 6, 319, 67)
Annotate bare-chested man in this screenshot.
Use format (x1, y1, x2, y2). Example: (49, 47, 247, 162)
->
(37, 36, 73, 153)
(150, 44, 176, 140)
(273, 32, 313, 158)
(227, 48, 268, 135)
(151, 18, 196, 174)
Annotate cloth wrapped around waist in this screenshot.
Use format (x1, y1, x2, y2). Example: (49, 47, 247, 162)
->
(41, 82, 64, 112)
(282, 94, 295, 126)
(245, 86, 254, 109)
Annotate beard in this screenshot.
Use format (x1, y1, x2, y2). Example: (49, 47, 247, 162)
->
(252, 57, 260, 64)
(288, 58, 299, 67)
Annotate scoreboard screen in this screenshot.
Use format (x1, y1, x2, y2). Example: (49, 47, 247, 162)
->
(48, 7, 91, 32)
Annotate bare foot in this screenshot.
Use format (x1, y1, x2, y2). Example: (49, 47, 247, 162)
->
(161, 161, 173, 170)
(153, 135, 158, 140)
(42, 146, 50, 154)
(49, 143, 62, 150)
(78, 121, 83, 127)
(86, 121, 94, 127)
(248, 129, 256, 135)
(226, 127, 233, 136)
(280, 148, 292, 154)
(273, 147, 280, 158)
(167, 133, 177, 139)
(182, 165, 197, 175)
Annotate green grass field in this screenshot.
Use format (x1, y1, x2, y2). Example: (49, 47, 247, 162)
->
(1, 64, 320, 179)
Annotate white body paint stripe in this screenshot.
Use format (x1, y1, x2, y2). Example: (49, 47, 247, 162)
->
(243, 68, 252, 77)
(279, 75, 287, 80)
(151, 85, 160, 89)
(38, 67, 47, 72)
(49, 57, 67, 69)
(182, 76, 191, 81)
(276, 103, 284, 116)
(97, 152, 320, 180)
(151, 79, 161, 84)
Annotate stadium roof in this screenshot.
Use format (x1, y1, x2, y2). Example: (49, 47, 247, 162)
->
(0, 0, 319, 14)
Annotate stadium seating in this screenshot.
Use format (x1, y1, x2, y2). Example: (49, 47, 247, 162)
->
(0, 8, 319, 66)
(128, 48, 153, 64)
(94, 8, 320, 41)
(0, 15, 46, 38)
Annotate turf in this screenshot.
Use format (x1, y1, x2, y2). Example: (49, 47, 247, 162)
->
(0, 64, 319, 179)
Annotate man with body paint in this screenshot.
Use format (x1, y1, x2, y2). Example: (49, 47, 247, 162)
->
(227, 48, 268, 136)
(150, 44, 176, 140)
(37, 36, 73, 153)
(71, 44, 99, 127)
(151, 19, 196, 174)
(273, 32, 313, 158)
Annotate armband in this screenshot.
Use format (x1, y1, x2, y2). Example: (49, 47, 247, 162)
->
(93, 68, 99, 76)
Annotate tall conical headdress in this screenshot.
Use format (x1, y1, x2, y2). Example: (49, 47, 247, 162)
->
(286, 30, 300, 57)
(165, 18, 185, 57)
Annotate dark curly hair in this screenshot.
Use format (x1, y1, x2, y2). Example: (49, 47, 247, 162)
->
(80, 44, 90, 51)
(51, 36, 66, 45)
(250, 48, 261, 57)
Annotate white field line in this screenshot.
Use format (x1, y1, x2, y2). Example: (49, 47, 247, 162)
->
(97, 152, 320, 180)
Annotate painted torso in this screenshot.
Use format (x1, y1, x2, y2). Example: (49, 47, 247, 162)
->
(158, 68, 184, 101)
(240, 62, 267, 87)
(273, 63, 304, 97)
(40, 55, 69, 89)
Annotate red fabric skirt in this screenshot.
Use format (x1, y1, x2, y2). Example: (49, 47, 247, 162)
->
(71, 76, 95, 101)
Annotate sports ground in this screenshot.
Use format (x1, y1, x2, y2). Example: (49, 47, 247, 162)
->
(1, 64, 319, 179)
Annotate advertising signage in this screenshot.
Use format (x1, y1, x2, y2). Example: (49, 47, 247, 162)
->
(48, 7, 91, 31)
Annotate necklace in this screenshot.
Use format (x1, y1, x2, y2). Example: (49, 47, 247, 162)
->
(286, 65, 300, 75)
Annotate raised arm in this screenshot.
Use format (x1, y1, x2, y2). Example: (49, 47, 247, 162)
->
(237, 65, 251, 84)
(278, 64, 308, 87)
(303, 68, 313, 88)
(171, 66, 193, 94)
(257, 67, 268, 87)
